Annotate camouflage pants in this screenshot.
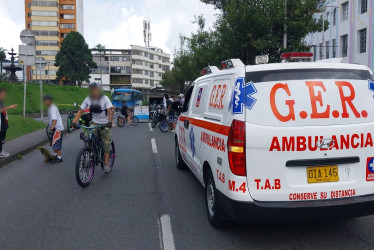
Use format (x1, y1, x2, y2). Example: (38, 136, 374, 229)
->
(91, 123, 112, 153)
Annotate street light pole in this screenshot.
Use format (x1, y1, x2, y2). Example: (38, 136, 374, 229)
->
(283, 0, 287, 49)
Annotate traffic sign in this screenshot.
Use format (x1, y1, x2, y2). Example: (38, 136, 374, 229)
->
(20, 29, 35, 45)
(18, 45, 36, 66)
(35, 57, 47, 69)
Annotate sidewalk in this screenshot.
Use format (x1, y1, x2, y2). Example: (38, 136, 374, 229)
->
(0, 128, 50, 167)
(0, 115, 69, 167)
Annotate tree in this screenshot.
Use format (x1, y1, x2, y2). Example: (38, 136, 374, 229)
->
(0, 47, 6, 78)
(55, 31, 96, 86)
(94, 44, 106, 85)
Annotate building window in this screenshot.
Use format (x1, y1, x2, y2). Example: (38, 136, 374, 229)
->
(133, 78, 143, 84)
(150, 80, 154, 86)
(144, 52, 148, 57)
(361, 0, 368, 14)
(359, 28, 367, 53)
(32, 21, 58, 27)
(332, 39, 336, 58)
(60, 4, 74, 10)
(60, 23, 75, 29)
(149, 54, 154, 60)
(32, 10, 58, 17)
(319, 43, 323, 59)
(36, 50, 58, 56)
(36, 40, 59, 46)
(122, 56, 130, 61)
(326, 41, 330, 59)
(341, 35, 348, 57)
(342, 2, 349, 21)
(144, 70, 148, 76)
(31, 1, 58, 7)
(110, 57, 120, 62)
(150, 72, 154, 77)
(33, 30, 58, 36)
(132, 50, 142, 56)
(133, 69, 143, 75)
(333, 8, 337, 26)
(61, 14, 75, 19)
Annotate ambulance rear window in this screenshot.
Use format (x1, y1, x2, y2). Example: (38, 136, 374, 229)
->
(246, 69, 372, 83)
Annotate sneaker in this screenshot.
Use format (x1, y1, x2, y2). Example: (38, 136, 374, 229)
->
(0, 152, 10, 158)
(103, 164, 111, 173)
(54, 158, 63, 163)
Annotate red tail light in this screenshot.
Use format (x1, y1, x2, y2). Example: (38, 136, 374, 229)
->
(227, 120, 246, 176)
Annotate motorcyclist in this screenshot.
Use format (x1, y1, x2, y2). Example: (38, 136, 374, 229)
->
(72, 82, 114, 173)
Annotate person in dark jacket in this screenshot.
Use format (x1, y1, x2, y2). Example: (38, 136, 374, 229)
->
(0, 88, 17, 158)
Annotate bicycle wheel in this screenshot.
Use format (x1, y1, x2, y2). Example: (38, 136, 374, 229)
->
(75, 148, 95, 188)
(46, 124, 51, 140)
(160, 120, 169, 133)
(131, 116, 139, 126)
(117, 116, 125, 127)
(67, 115, 73, 133)
(150, 111, 156, 120)
(100, 141, 116, 170)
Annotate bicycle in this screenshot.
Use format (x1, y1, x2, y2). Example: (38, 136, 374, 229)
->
(160, 115, 177, 133)
(75, 125, 116, 188)
(67, 109, 91, 133)
(117, 112, 139, 127)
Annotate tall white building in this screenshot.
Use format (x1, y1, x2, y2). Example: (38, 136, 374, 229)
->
(304, 0, 374, 71)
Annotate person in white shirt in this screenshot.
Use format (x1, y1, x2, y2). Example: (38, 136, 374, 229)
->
(43, 95, 64, 163)
(72, 82, 114, 173)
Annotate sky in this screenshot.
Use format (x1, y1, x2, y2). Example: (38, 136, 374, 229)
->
(0, 0, 218, 56)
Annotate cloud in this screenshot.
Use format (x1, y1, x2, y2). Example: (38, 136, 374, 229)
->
(0, 0, 25, 55)
(0, 0, 219, 56)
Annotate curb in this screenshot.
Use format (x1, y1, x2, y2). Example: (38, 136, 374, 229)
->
(0, 130, 68, 168)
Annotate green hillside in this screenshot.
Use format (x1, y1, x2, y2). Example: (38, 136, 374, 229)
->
(0, 82, 110, 115)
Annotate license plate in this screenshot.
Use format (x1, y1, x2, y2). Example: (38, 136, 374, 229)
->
(307, 166, 339, 184)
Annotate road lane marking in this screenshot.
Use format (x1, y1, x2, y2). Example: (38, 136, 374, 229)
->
(159, 214, 175, 250)
(151, 138, 157, 153)
(148, 123, 154, 131)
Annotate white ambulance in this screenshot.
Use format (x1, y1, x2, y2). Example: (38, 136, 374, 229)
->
(173, 54, 374, 227)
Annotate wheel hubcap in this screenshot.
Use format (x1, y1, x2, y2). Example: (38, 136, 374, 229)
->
(207, 179, 215, 216)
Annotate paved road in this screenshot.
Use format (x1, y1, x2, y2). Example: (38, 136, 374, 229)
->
(1, 124, 374, 249)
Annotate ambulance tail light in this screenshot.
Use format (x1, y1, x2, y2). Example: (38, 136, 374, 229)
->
(228, 120, 246, 176)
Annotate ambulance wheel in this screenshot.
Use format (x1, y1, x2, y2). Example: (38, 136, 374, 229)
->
(205, 170, 223, 227)
(175, 138, 187, 170)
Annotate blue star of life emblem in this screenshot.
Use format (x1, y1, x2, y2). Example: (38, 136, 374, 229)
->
(369, 79, 374, 92)
(189, 126, 195, 158)
(232, 77, 258, 114)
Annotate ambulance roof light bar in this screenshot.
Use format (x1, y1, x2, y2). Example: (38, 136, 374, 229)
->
(281, 52, 314, 62)
(200, 66, 220, 76)
(221, 59, 245, 69)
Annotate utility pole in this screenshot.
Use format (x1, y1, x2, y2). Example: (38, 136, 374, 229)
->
(283, 0, 287, 49)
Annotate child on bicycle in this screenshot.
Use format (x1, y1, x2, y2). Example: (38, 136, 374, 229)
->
(121, 101, 133, 127)
(43, 95, 64, 163)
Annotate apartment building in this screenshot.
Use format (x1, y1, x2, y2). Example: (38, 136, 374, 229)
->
(304, 0, 374, 71)
(24, 0, 84, 82)
(90, 46, 171, 90)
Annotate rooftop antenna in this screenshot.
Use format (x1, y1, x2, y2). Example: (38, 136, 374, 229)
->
(143, 20, 151, 48)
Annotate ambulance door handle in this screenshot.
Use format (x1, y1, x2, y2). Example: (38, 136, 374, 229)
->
(184, 120, 189, 129)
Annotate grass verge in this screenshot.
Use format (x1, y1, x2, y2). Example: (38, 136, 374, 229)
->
(6, 115, 46, 141)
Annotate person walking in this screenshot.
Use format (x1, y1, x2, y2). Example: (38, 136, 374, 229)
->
(43, 95, 64, 163)
(0, 88, 17, 158)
